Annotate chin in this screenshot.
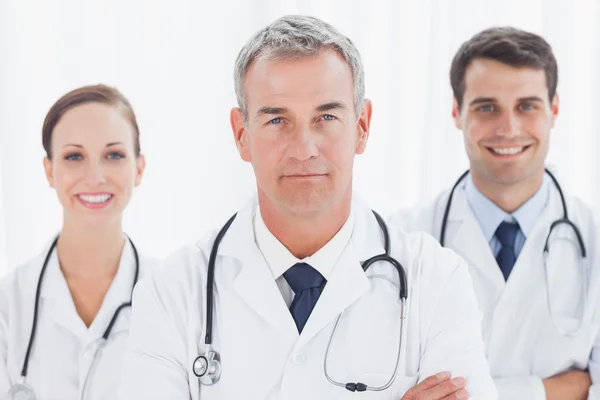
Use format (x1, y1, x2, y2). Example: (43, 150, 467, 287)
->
(70, 210, 123, 229)
(486, 166, 539, 186)
(279, 190, 335, 216)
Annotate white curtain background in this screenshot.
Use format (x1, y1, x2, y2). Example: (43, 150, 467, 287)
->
(1, 0, 599, 276)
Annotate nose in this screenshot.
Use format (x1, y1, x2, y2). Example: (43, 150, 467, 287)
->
(287, 125, 319, 161)
(495, 111, 521, 138)
(84, 160, 108, 186)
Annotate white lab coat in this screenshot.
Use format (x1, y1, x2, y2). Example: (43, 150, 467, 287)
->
(120, 197, 498, 399)
(0, 238, 152, 400)
(390, 178, 600, 400)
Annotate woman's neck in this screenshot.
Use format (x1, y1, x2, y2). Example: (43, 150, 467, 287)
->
(57, 218, 125, 279)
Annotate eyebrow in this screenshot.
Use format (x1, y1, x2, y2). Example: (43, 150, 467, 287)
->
(256, 106, 287, 116)
(62, 142, 124, 148)
(517, 96, 544, 103)
(469, 96, 545, 107)
(469, 97, 497, 106)
(255, 102, 348, 117)
(316, 102, 347, 112)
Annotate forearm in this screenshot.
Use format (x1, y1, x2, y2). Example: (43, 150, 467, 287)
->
(542, 370, 590, 400)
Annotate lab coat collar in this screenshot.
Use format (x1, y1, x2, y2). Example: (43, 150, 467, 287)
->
(464, 173, 550, 242)
(446, 175, 565, 290)
(446, 178, 469, 223)
(39, 237, 137, 341)
(211, 194, 382, 345)
(253, 205, 355, 282)
(215, 194, 384, 264)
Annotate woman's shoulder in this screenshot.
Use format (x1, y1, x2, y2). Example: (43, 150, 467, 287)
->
(0, 243, 53, 298)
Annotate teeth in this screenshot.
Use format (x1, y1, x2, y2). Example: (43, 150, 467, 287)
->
(491, 147, 525, 155)
(78, 194, 112, 203)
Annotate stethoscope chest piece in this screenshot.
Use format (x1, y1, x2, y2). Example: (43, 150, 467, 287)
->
(8, 380, 36, 400)
(193, 348, 221, 385)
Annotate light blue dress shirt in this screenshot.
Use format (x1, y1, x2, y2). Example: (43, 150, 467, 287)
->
(464, 173, 550, 258)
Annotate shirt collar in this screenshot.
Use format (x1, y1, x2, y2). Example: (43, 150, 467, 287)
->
(465, 173, 550, 241)
(253, 205, 355, 281)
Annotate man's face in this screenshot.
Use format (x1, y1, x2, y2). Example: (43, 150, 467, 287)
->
(231, 49, 372, 217)
(453, 58, 558, 186)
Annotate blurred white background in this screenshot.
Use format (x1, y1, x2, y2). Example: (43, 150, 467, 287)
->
(0, 0, 599, 276)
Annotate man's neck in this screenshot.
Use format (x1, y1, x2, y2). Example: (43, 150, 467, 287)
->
(258, 193, 352, 259)
(470, 169, 544, 213)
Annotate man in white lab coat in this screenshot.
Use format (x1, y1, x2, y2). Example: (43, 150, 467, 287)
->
(391, 27, 600, 400)
(120, 15, 497, 399)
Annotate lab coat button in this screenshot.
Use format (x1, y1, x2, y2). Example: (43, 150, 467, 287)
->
(292, 352, 306, 365)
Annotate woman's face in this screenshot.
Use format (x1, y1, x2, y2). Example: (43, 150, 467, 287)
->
(43, 102, 145, 228)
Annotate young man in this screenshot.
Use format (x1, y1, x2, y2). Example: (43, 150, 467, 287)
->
(392, 27, 600, 400)
(119, 16, 497, 399)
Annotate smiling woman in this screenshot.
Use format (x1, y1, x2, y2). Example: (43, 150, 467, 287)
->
(0, 84, 154, 400)
(42, 86, 143, 229)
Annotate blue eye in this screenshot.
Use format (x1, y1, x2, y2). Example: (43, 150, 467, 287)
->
(477, 104, 496, 112)
(520, 103, 534, 111)
(65, 153, 82, 161)
(107, 152, 125, 160)
(268, 117, 283, 125)
(322, 114, 336, 121)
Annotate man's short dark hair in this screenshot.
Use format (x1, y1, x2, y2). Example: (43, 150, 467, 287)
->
(450, 27, 558, 108)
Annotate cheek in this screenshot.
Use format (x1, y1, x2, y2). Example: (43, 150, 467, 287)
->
(51, 165, 79, 192)
(463, 119, 490, 144)
(251, 136, 286, 166)
(524, 118, 550, 140)
(321, 136, 355, 167)
(112, 165, 138, 190)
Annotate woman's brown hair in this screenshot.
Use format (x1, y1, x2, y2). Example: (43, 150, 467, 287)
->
(42, 84, 141, 159)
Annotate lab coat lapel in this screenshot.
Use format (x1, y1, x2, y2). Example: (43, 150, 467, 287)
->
(295, 203, 379, 349)
(501, 185, 560, 297)
(448, 188, 505, 292)
(217, 200, 299, 340)
(232, 253, 299, 340)
(40, 238, 139, 341)
(41, 251, 88, 339)
(88, 240, 137, 338)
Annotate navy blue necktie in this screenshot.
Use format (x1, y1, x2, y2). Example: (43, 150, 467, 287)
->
(283, 262, 325, 333)
(495, 221, 520, 281)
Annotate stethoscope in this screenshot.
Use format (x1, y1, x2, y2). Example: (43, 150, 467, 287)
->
(7, 235, 140, 400)
(192, 210, 409, 393)
(440, 168, 588, 335)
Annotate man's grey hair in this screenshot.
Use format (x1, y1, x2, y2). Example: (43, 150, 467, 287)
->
(234, 15, 365, 121)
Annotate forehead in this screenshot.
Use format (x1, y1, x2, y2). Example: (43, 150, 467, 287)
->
(243, 49, 354, 112)
(52, 102, 134, 146)
(463, 58, 548, 100)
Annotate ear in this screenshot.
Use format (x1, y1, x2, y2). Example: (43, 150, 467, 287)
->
(355, 99, 373, 155)
(230, 107, 251, 162)
(452, 97, 462, 130)
(43, 157, 55, 188)
(134, 154, 146, 187)
(550, 93, 559, 127)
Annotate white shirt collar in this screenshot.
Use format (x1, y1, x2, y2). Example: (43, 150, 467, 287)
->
(253, 205, 355, 281)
